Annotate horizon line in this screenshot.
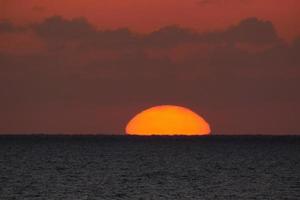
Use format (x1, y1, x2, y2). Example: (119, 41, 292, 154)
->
(0, 133, 299, 137)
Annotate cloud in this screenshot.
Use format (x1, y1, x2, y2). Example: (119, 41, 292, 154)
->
(142, 25, 197, 48)
(0, 21, 18, 33)
(0, 16, 299, 133)
(28, 16, 281, 50)
(32, 16, 96, 40)
(225, 18, 280, 44)
(31, 16, 138, 50)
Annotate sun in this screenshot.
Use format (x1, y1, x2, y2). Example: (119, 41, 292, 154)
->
(126, 105, 211, 136)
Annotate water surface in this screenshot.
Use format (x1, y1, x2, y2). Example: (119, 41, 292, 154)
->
(0, 135, 299, 199)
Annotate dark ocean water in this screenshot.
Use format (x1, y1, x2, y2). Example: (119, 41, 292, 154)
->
(0, 135, 299, 200)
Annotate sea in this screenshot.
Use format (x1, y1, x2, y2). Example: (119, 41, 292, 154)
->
(0, 135, 299, 200)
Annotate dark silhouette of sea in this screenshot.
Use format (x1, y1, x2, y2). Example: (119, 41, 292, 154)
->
(0, 135, 299, 199)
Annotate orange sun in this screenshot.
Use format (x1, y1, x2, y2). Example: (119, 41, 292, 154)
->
(126, 105, 211, 136)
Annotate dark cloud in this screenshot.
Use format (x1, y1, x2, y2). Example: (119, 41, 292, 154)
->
(0, 16, 299, 134)
(29, 16, 280, 50)
(225, 18, 280, 44)
(0, 20, 29, 33)
(0, 21, 17, 33)
(32, 16, 96, 41)
(143, 25, 197, 47)
(31, 16, 138, 50)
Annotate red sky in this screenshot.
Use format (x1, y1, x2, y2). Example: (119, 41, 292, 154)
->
(1, 0, 300, 41)
(0, 0, 299, 134)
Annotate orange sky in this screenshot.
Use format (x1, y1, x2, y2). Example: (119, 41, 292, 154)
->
(1, 0, 299, 41)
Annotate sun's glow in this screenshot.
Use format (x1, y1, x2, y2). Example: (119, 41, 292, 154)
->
(126, 105, 211, 136)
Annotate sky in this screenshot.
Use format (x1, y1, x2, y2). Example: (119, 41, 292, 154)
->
(0, 0, 299, 134)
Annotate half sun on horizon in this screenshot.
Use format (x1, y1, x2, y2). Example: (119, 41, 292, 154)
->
(126, 105, 211, 136)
